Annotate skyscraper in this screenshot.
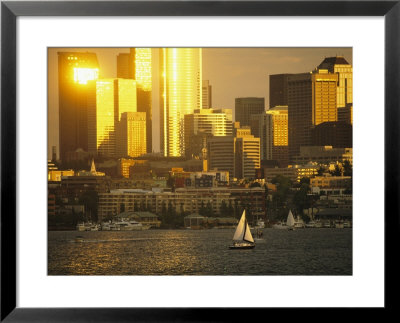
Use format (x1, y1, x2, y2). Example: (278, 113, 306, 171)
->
(184, 108, 232, 158)
(117, 48, 152, 153)
(116, 112, 147, 157)
(208, 125, 260, 180)
(235, 128, 260, 179)
(58, 52, 99, 162)
(87, 78, 137, 157)
(159, 48, 202, 157)
(202, 80, 212, 109)
(269, 74, 292, 108)
(288, 70, 338, 161)
(250, 106, 289, 166)
(318, 56, 352, 109)
(234, 97, 265, 127)
(266, 106, 289, 166)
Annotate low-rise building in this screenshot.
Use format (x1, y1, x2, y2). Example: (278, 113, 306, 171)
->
(97, 187, 267, 221)
(292, 146, 352, 165)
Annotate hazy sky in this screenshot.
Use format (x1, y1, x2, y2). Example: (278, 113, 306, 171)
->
(48, 47, 352, 157)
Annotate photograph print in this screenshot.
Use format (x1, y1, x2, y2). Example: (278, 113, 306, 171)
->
(48, 47, 353, 275)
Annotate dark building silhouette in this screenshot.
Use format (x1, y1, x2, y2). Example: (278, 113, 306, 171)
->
(58, 52, 99, 162)
(234, 97, 265, 127)
(117, 50, 135, 79)
(338, 103, 353, 124)
(312, 121, 352, 148)
(269, 74, 292, 108)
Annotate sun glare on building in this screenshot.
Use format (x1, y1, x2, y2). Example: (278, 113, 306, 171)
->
(73, 67, 99, 84)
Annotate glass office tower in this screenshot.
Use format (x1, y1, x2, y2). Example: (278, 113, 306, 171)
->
(159, 48, 202, 157)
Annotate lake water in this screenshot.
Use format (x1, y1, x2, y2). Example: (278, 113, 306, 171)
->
(48, 228, 352, 275)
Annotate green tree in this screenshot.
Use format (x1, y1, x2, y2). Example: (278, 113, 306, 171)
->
(317, 166, 327, 176)
(79, 190, 98, 222)
(120, 203, 125, 213)
(331, 164, 342, 176)
(199, 201, 206, 216)
(343, 160, 352, 177)
(228, 200, 234, 216)
(205, 201, 213, 217)
(219, 200, 229, 217)
(293, 183, 311, 216)
(166, 174, 176, 191)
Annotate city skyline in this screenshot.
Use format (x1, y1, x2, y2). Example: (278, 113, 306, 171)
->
(48, 47, 352, 157)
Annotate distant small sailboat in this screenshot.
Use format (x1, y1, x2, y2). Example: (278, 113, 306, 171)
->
(286, 210, 295, 230)
(229, 210, 255, 249)
(272, 209, 296, 230)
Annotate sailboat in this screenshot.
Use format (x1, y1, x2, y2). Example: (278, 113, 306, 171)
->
(286, 210, 295, 230)
(229, 210, 255, 249)
(272, 209, 295, 230)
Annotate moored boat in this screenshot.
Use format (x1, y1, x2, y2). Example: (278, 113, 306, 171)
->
(114, 219, 151, 231)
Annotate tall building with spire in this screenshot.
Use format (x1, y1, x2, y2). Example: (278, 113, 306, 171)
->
(58, 52, 99, 162)
(117, 48, 152, 152)
(159, 48, 202, 157)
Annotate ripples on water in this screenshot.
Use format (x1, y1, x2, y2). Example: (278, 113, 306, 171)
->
(48, 229, 352, 275)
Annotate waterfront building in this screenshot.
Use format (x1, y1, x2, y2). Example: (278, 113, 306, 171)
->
(117, 48, 153, 153)
(116, 112, 147, 158)
(58, 52, 99, 162)
(288, 70, 338, 161)
(87, 78, 137, 157)
(202, 80, 212, 109)
(184, 108, 232, 158)
(159, 48, 202, 157)
(269, 74, 292, 108)
(234, 97, 265, 127)
(97, 186, 266, 221)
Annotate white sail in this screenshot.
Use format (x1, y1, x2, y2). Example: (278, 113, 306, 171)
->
(243, 221, 254, 243)
(286, 210, 295, 227)
(233, 211, 254, 243)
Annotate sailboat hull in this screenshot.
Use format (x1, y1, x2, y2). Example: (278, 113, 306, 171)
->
(229, 242, 255, 249)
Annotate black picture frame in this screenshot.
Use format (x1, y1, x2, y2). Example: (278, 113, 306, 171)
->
(1, 0, 398, 321)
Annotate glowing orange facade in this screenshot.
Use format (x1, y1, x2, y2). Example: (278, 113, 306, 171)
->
(160, 48, 202, 157)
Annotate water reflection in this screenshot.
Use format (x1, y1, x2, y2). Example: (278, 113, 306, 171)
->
(48, 229, 352, 275)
